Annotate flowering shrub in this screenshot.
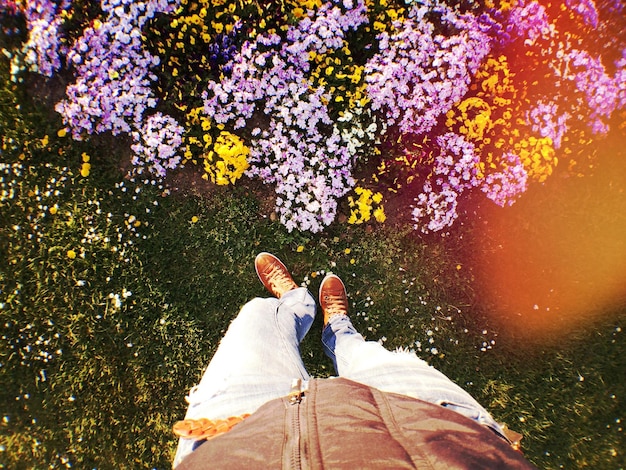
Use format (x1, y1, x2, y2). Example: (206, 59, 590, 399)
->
(348, 186, 386, 224)
(412, 133, 483, 232)
(526, 100, 570, 150)
(564, 0, 598, 27)
(201, 0, 373, 232)
(130, 112, 184, 177)
(407, 53, 528, 229)
(562, 48, 620, 135)
(413, 183, 460, 234)
(405, 0, 625, 231)
(480, 152, 528, 207)
(144, 0, 253, 103)
(5, 0, 626, 233)
(365, 2, 491, 137)
(19, 0, 68, 77)
(513, 136, 556, 183)
(202, 131, 250, 185)
(54, 0, 179, 140)
(490, 0, 625, 158)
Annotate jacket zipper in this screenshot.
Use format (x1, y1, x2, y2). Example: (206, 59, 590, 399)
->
(285, 378, 305, 470)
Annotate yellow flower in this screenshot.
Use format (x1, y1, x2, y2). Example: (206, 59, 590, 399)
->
(80, 163, 91, 177)
(344, 248, 351, 254)
(191, 216, 199, 223)
(49, 205, 58, 215)
(297, 245, 305, 253)
(57, 128, 67, 137)
(203, 131, 250, 185)
(67, 249, 77, 259)
(347, 187, 385, 225)
(373, 207, 386, 223)
(515, 136, 556, 182)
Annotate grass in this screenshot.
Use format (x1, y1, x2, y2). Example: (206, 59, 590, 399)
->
(1, 60, 626, 469)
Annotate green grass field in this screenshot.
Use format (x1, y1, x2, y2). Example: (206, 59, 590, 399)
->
(1, 59, 625, 469)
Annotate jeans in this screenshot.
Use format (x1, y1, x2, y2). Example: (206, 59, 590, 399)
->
(173, 287, 505, 467)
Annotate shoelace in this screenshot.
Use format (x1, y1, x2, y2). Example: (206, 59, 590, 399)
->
(265, 264, 294, 294)
(323, 293, 348, 317)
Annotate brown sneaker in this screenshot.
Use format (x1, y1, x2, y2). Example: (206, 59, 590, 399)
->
(319, 274, 349, 326)
(255, 252, 298, 298)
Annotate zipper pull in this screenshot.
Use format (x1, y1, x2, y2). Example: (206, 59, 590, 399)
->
(288, 378, 304, 404)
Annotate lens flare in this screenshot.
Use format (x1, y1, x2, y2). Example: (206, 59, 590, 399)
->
(466, 139, 626, 340)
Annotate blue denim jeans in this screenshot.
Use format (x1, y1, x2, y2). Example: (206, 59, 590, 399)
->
(173, 287, 504, 467)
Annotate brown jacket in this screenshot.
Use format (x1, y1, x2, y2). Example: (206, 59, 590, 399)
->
(178, 377, 536, 469)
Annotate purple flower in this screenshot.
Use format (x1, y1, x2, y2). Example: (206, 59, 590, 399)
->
(432, 133, 481, 192)
(412, 182, 460, 234)
(615, 50, 626, 109)
(55, 0, 180, 139)
(527, 100, 571, 149)
(201, 1, 368, 232)
(20, 0, 71, 76)
(564, 49, 619, 135)
(365, 3, 491, 136)
(565, 0, 599, 28)
(411, 132, 481, 233)
(130, 112, 184, 177)
(505, 0, 554, 46)
(481, 152, 528, 207)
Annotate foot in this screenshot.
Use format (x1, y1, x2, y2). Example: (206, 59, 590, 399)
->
(255, 252, 298, 298)
(319, 274, 349, 326)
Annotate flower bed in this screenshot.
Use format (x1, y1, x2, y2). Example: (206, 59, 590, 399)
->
(3, 0, 625, 233)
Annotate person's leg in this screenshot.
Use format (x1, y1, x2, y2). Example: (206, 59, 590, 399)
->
(174, 255, 315, 467)
(320, 275, 504, 435)
(196, 286, 315, 388)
